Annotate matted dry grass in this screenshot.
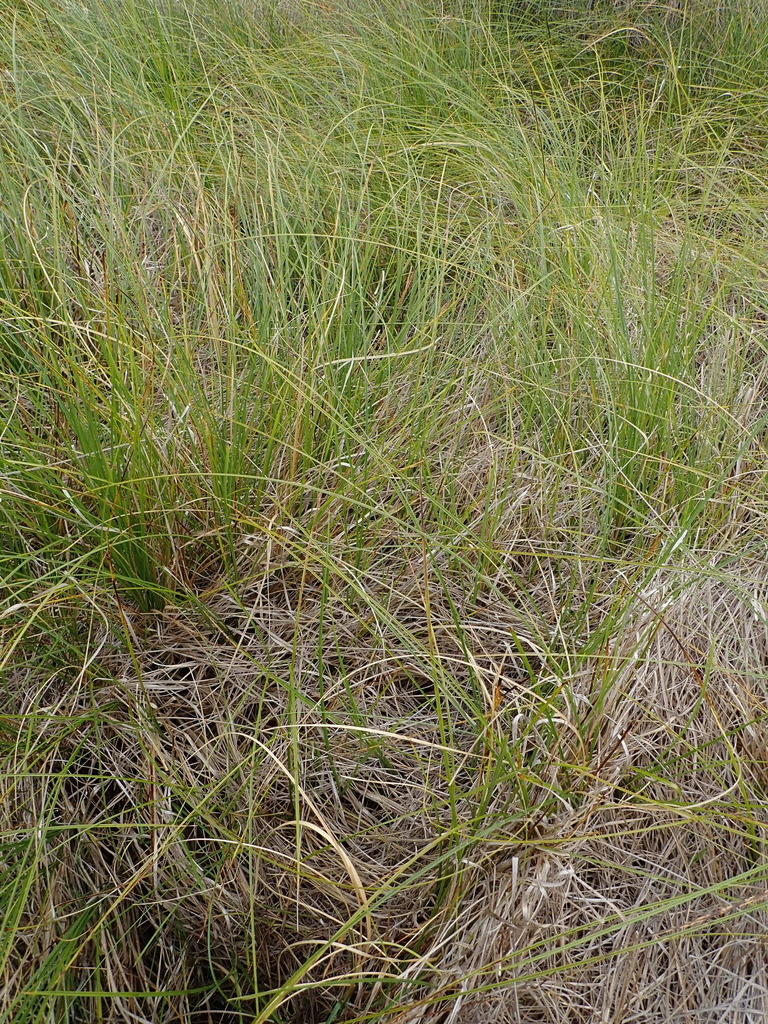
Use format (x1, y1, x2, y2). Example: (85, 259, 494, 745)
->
(6, 480, 768, 1021)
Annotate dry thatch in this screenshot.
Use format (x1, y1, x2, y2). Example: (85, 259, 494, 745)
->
(6, 503, 768, 1022)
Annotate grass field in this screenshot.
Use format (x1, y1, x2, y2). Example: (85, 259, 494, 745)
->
(2, 1, 768, 1020)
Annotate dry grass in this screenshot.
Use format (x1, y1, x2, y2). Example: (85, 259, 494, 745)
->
(7, 510, 768, 1022)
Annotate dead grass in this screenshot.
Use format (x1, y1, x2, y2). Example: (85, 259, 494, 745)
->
(5, 467, 768, 1021)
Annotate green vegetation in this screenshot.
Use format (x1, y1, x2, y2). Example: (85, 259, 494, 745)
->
(2, 1, 768, 1020)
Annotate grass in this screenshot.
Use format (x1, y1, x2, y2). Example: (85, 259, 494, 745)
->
(2, 0, 768, 1020)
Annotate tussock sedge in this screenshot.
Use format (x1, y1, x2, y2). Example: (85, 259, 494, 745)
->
(2, 1, 768, 1021)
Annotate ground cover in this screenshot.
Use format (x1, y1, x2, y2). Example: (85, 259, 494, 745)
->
(2, 1, 768, 1020)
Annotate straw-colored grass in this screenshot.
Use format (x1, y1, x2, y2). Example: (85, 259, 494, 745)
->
(2, 1, 768, 1021)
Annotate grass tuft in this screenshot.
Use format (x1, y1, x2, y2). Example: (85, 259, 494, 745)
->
(3, 1, 768, 1021)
